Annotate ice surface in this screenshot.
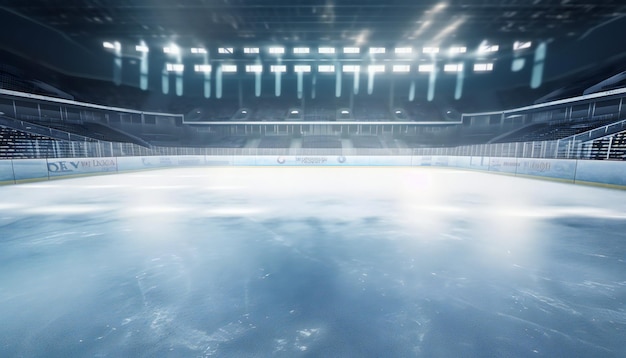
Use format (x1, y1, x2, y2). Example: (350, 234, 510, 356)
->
(1, 167, 626, 357)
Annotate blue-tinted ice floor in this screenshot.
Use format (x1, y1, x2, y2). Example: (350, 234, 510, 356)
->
(1, 167, 626, 357)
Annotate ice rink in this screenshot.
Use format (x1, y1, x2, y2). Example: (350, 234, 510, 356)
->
(1, 167, 625, 357)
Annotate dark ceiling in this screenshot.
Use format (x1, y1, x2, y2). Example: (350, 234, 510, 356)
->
(1, 0, 625, 48)
(1, 0, 626, 112)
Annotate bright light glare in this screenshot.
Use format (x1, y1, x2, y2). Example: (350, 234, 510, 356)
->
(244, 47, 259, 54)
(135, 45, 149, 53)
(318, 65, 335, 72)
(165, 63, 184, 72)
(294, 47, 310, 54)
(369, 47, 386, 54)
(368, 65, 385, 73)
(418, 64, 435, 72)
(343, 47, 360, 54)
(191, 47, 207, 54)
(479, 44, 499, 53)
(194, 64, 212, 73)
(474, 63, 494, 72)
(394, 47, 413, 54)
(433, 2, 447, 12)
(423, 47, 439, 54)
(221, 64, 237, 73)
(392, 64, 411, 72)
(163, 45, 180, 54)
(449, 46, 467, 54)
(218, 47, 234, 54)
(295, 65, 311, 73)
(245, 65, 263, 73)
(291, 110, 299, 114)
(103, 41, 116, 50)
(319, 47, 335, 54)
(271, 65, 287, 73)
(342, 65, 360, 73)
(514, 41, 532, 50)
(269, 47, 285, 54)
(341, 110, 350, 114)
(444, 63, 463, 72)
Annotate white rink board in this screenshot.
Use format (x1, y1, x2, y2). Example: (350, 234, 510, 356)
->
(2, 154, 626, 189)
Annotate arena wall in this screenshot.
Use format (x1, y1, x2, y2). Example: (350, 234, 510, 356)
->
(1, 155, 625, 189)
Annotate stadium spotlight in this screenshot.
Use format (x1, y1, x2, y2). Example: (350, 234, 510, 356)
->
(165, 63, 184, 72)
(478, 44, 499, 53)
(443, 63, 463, 72)
(418, 64, 435, 72)
(135, 44, 149, 53)
(244, 47, 260, 54)
(342, 65, 360, 73)
(191, 47, 207, 54)
(194, 64, 212, 73)
(422, 47, 439, 54)
(293, 47, 310, 54)
(449, 46, 467, 55)
(294, 65, 312, 73)
(221, 64, 238, 73)
(474, 63, 494, 72)
(392, 64, 411, 73)
(343, 47, 360, 54)
(268, 47, 285, 55)
(319, 47, 336, 54)
(369, 47, 386, 54)
(163, 45, 180, 54)
(218, 47, 234, 54)
(102, 41, 120, 50)
(368, 65, 385, 73)
(514, 41, 532, 50)
(341, 110, 350, 114)
(291, 110, 300, 114)
(394, 47, 413, 55)
(245, 65, 263, 73)
(270, 65, 287, 73)
(318, 65, 335, 73)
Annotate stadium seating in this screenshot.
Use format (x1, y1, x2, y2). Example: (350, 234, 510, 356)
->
(351, 136, 383, 148)
(0, 125, 59, 158)
(492, 117, 619, 143)
(302, 135, 342, 149)
(258, 136, 292, 148)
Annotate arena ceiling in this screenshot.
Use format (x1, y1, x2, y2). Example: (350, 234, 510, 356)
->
(1, 0, 626, 111)
(1, 0, 625, 49)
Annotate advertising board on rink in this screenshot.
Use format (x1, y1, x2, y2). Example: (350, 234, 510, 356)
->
(488, 157, 519, 174)
(2, 154, 626, 189)
(516, 158, 576, 181)
(47, 157, 117, 177)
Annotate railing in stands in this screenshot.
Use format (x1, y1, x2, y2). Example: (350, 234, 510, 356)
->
(1, 131, 625, 160)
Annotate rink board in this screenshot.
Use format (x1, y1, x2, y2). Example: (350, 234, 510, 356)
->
(1, 155, 625, 189)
